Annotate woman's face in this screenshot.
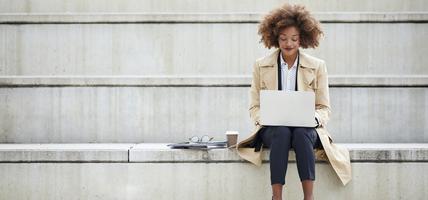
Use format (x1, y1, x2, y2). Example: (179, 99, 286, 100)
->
(278, 26, 300, 58)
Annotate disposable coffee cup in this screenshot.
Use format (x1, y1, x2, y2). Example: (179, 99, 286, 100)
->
(225, 131, 239, 147)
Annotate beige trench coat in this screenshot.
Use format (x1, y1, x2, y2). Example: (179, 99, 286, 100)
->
(236, 49, 352, 186)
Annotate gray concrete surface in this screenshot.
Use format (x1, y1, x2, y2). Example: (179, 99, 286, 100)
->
(0, 143, 132, 162)
(0, 87, 426, 143)
(1, 23, 427, 76)
(1, 75, 428, 87)
(2, 143, 427, 163)
(1, 12, 427, 24)
(0, 143, 426, 199)
(0, 163, 426, 199)
(0, 0, 427, 13)
(129, 143, 428, 162)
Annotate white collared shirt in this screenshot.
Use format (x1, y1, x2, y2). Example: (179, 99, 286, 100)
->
(280, 53, 298, 91)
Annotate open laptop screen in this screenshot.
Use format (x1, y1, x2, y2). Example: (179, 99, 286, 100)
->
(260, 90, 316, 127)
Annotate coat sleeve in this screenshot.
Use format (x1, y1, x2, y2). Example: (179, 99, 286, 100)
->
(249, 61, 261, 126)
(315, 61, 331, 127)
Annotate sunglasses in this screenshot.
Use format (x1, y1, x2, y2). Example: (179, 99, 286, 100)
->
(188, 135, 214, 143)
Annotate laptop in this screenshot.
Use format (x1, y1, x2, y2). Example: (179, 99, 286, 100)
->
(260, 90, 317, 127)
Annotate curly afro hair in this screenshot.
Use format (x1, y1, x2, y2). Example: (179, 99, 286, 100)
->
(258, 4, 323, 49)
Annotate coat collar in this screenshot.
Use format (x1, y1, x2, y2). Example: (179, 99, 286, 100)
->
(257, 48, 317, 91)
(258, 49, 316, 69)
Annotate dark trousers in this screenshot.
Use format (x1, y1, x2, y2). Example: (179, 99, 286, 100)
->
(259, 126, 322, 185)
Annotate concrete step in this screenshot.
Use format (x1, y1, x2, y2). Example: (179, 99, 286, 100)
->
(129, 143, 428, 163)
(0, 143, 132, 162)
(0, 143, 426, 199)
(1, 12, 427, 24)
(1, 23, 427, 76)
(0, 85, 426, 143)
(0, 0, 427, 13)
(0, 143, 426, 162)
(1, 75, 427, 87)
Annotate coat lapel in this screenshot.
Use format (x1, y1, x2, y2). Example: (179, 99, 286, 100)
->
(298, 53, 317, 92)
(258, 49, 279, 90)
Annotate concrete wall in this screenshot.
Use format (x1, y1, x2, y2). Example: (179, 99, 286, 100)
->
(0, 0, 427, 13)
(0, 2, 426, 144)
(0, 163, 425, 200)
(0, 143, 426, 200)
(1, 23, 427, 76)
(1, 87, 426, 143)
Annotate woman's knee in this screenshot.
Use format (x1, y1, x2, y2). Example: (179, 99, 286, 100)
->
(293, 128, 316, 145)
(273, 126, 291, 133)
(261, 126, 292, 146)
(272, 126, 292, 139)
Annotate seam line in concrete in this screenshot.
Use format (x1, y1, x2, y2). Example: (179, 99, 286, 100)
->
(0, 12, 427, 24)
(0, 76, 427, 87)
(1, 160, 426, 164)
(1, 84, 427, 88)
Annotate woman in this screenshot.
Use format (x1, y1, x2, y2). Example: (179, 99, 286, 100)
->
(236, 4, 352, 200)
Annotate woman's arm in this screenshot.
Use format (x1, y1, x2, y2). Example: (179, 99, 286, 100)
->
(315, 61, 331, 127)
